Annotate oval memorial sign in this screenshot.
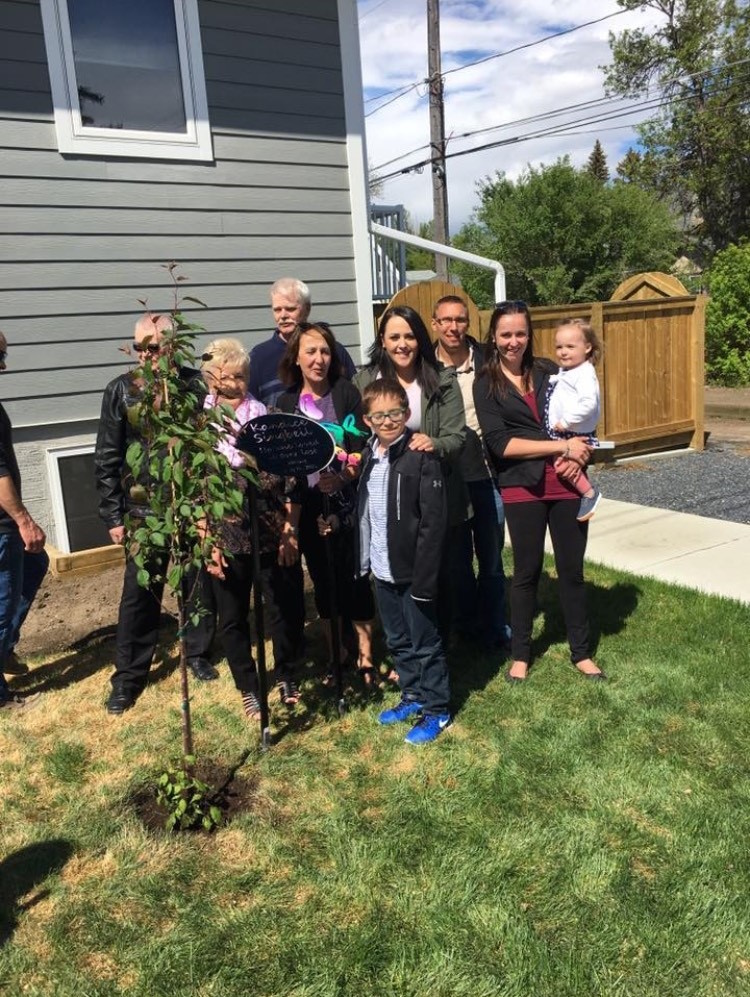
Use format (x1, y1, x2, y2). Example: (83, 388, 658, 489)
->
(235, 413, 336, 477)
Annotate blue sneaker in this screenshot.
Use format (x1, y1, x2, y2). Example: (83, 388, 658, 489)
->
(378, 698, 423, 725)
(404, 713, 452, 744)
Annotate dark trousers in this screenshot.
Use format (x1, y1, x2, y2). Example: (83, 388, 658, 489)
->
(504, 499, 590, 665)
(112, 554, 212, 693)
(201, 552, 305, 683)
(374, 579, 450, 715)
(299, 512, 374, 622)
(259, 557, 306, 677)
(448, 478, 508, 644)
(209, 553, 257, 695)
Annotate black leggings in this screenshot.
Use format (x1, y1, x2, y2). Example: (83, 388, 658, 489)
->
(504, 499, 590, 664)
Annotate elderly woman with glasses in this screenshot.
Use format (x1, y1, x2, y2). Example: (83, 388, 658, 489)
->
(201, 338, 306, 714)
(473, 301, 604, 683)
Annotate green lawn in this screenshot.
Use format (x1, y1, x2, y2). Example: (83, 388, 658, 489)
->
(2, 560, 750, 997)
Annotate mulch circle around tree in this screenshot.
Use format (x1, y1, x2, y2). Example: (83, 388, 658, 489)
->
(130, 759, 258, 835)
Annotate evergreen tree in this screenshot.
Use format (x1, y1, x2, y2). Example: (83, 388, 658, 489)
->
(586, 140, 609, 183)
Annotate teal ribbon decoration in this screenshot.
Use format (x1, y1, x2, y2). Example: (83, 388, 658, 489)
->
(320, 414, 369, 446)
(341, 414, 369, 438)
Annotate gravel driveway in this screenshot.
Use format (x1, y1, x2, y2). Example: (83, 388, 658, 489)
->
(589, 438, 750, 525)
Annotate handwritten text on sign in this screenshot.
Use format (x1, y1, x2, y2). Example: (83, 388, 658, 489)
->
(235, 413, 335, 476)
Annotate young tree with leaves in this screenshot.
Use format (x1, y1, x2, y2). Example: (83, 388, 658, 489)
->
(123, 267, 251, 766)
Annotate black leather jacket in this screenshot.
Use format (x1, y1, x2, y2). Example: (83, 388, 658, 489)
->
(94, 367, 204, 529)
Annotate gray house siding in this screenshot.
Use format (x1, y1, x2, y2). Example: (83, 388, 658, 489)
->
(0, 0, 367, 547)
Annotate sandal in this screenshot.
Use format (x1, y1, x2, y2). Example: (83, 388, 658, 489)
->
(278, 679, 301, 706)
(357, 657, 378, 689)
(241, 690, 261, 720)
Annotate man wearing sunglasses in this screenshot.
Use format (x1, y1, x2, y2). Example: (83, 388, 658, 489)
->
(95, 314, 214, 714)
(0, 331, 48, 713)
(431, 295, 510, 653)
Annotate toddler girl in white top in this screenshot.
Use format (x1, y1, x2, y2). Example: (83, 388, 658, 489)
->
(546, 318, 602, 522)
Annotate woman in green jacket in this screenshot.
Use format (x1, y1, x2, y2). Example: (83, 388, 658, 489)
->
(355, 306, 468, 650)
(354, 305, 467, 519)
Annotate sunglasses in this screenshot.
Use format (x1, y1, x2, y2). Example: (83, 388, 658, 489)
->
(0, 350, 6, 363)
(367, 407, 407, 426)
(133, 341, 162, 355)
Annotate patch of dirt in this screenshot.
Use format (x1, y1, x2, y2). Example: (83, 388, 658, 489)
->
(130, 759, 258, 835)
(18, 565, 177, 659)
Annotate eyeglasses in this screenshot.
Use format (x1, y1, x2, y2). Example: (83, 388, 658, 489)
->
(133, 341, 161, 355)
(367, 407, 407, 426)
(434, 316, 469, 327)
(0, 350, 7, 363)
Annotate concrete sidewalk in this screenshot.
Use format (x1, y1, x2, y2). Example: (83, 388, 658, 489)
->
(549, 499, 750, 605)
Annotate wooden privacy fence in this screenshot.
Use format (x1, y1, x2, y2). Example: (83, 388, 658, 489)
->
(376, 272, 706, 457)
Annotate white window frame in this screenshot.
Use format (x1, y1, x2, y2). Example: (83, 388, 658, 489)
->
(40, 0, 214, 161)
(46, 443, 97, 553)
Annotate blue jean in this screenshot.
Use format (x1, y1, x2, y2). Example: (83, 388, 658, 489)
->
(374, 578, 450, 715)
(452, 478, 507, 644)
(0, 532, 49, 697)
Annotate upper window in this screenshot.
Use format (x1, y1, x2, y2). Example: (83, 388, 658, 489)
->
(40, 0, 213, 161)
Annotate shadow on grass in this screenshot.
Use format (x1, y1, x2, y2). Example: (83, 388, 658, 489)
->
(15, 614, 180, 697)
(532, 572, 641, 662)
(448, 574, 641, 709)
(0, 839, 73, 947)
(270, 634, 387, 746)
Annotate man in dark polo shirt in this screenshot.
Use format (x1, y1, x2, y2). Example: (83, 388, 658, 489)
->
(248, 278, 356, 407)
(0, 330, 48, 713)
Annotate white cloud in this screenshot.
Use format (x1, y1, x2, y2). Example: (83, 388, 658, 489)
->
(358, 0, 664, 230)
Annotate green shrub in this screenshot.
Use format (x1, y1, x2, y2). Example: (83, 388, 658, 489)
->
(706, 241, 750, 385)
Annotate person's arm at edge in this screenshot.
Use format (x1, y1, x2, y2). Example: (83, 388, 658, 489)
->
(0, 474, 45, 551)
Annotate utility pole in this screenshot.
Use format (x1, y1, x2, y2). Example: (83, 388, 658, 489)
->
(427, 0, 449, 281)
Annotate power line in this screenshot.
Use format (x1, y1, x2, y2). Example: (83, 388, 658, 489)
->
(371, 95, 627, 173)
(369, 54, 750, 174)
(441, 9, 628, 78)
(363, 6, 627, 116)
(371, 69, 750, 184)
(359, 0, 395, 21)
(365, 82, 423, 118)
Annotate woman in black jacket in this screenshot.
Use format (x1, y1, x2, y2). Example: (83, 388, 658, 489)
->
(473, 301, 604, 683)
(276, 322, 376, 684)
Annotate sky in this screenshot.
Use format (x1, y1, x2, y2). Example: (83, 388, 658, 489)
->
(357, 0, 666, 232)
